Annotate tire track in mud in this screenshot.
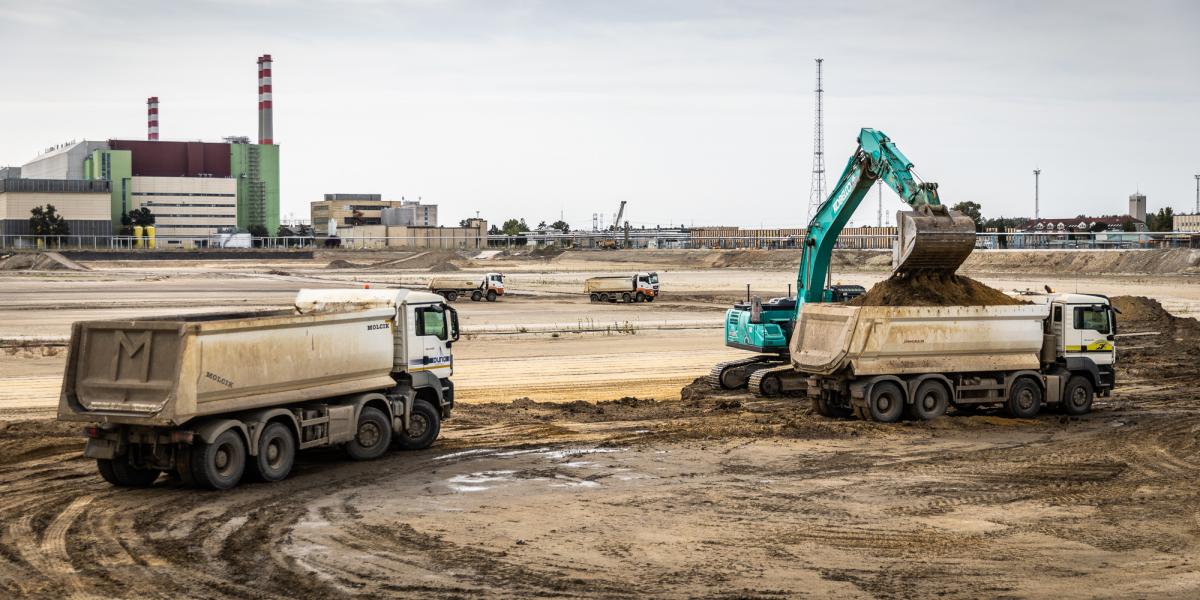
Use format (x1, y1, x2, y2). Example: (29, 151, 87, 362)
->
(0, 432, 639, 599)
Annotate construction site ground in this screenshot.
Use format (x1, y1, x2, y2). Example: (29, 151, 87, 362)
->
(2, 248, 1200, 598)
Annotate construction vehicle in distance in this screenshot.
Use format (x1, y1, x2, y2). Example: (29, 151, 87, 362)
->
(796, 293, 1116, 421)
(57, 289, 457, 490)
(586, 272, 659, 303)
(708, 127, 977, 396)
(429, 272, 505, 302)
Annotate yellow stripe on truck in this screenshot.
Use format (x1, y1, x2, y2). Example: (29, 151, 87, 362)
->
(1066, 342, 1113, 352)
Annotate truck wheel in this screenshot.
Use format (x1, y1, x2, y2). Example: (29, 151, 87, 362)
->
(446, 291, 458, 302)
(644, 295, 654, 303)
(97, 457, 160, 487)
(191, 429, 247, 490)
(1062, 376, 1094, 416)
(1006, 378, 1043, 419)
(867, 381, 905, 423)
(622, 292, 632, 303)
(251, 422, 296, 483)
(599, 293, 610, 303)
(394, 399, 441, 451)
(589, 293, 599, 303)
(472, 291, 483, 302)
(906, 380, 949, 421)
(486, 290, 497, 302)
(346, 406, 392, 461)
(636, 292, 645, 302)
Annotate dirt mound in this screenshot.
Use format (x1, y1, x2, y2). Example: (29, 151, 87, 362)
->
(0, 252, 85, 271)
(428, 261, 461, 272)
(850, 273, 1026, 307)
(529, 245, 566, 259)
(326, 259, 365, 269)
(1109, 296, 1200, 381)
(963, 248, 1200, 276)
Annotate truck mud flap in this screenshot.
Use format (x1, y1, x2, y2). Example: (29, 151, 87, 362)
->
(83, 438, 117, 460)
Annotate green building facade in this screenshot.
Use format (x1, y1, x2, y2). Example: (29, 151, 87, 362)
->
(83, 143, 279, 235)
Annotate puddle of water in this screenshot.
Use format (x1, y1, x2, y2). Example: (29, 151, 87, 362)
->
(435, 448, 497, 461)
(542, 447, 622, 460)
(446, 470, 517, 493)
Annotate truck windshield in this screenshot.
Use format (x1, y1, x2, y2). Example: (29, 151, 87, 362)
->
(1073, 306, 1111, 334)
(417, 306, 448, 340)
(648, 273, 659, 285)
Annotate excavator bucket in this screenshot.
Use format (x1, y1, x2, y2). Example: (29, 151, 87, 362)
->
(892, 206, 977, 275)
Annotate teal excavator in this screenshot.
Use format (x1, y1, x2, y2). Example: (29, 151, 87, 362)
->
(708, 127, 976, 396)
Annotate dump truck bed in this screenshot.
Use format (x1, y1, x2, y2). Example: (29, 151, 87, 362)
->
(58, 307, 398, 427)
(584, 276, 634, 293)
(790, 304, 1049, 376)
(428, 277, 481, 290)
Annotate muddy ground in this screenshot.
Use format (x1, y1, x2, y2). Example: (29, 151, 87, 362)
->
(1, 296, 1199, 598)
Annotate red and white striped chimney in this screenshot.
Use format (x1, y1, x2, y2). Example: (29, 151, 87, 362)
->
(257, 54, 273, 144)
(147, 96, 159, 140)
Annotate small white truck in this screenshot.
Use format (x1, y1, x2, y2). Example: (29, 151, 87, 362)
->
(585, 272, 659, 303)
(429, 272, 505, 302)
(789, 292, 1116, 421)
(58, 289, 458, 489)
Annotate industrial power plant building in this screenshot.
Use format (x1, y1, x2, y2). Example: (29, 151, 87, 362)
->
(6, 54, 280, 242)
(0, 179, 113, 237)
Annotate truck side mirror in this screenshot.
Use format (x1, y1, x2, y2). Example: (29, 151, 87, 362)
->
(448, 305, 460, 343)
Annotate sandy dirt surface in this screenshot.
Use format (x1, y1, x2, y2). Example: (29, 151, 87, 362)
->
(3, 250, 1200, 598)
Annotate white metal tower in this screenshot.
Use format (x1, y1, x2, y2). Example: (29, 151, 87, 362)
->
(807, 58, 827, 222)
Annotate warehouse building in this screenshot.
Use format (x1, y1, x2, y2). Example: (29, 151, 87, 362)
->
(311, 195, 437, 236)
(0, 179, 113, 236)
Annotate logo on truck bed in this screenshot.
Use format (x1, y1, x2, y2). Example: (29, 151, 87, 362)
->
(205, 371, 234, 388)
(110, 330, 153, 382)
(366, 323, 390, 331)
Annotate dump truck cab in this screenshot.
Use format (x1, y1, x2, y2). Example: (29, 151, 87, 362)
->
(636, 272, 659, 298)
(485, 272, 505, 295)
(1034, 292, 1117, 394)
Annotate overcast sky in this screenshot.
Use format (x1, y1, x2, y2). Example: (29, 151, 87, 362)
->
(1, 0, 1197, 229)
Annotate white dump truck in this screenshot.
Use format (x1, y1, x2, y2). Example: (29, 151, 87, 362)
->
(786, 292, 1116, 422)
(57, 289, 458, 490)
(429, 272, 504, 302)
(585, 272, 659, 303)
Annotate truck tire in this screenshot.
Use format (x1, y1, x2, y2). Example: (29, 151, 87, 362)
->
(97, 457, 160, 488)
(621, 292, 632, 303)
(636, 292, 645, 302)
(644, 295, 654, 303)
(346, 406, 392, 461)
(906, 380, 949, 421)
(191, 429, 247, 490)
(472, 291, 483, 302)
(589, 293, 599, 302)
(1006, 378, 1043, 419)
(486, 290, 497, 302)
(599, 293, 610, 303)
(1062, 376, 1094, 416)
(867, 381, 905, 423)
(446, 291, 458, 302)
(250, 422, 296, 483)
(393, 399, 441, 451)
(815, 394, 851, 419)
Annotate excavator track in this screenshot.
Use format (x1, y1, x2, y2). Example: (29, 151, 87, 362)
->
(707, 356, 781, 390)
(747, 364, 805, 397)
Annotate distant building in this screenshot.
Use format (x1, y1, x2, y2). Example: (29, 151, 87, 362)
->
(689, 226, 895, 249)
(0, 167, 21, 179)
(310, 196, 438, 236)
(17, 138, 279, 236)
(0, 179, 113, 237)
(1174, 214, 1200, 233)
(1019, 216, 1146, 232)
(1129, 193, 1147, 223)
(339, 218, 487, 250)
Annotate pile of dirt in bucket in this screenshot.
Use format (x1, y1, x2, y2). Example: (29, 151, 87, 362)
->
(849, 273, 1026, 307)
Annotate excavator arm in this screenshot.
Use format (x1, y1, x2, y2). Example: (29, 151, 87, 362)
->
(797, 127, 974, 306)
